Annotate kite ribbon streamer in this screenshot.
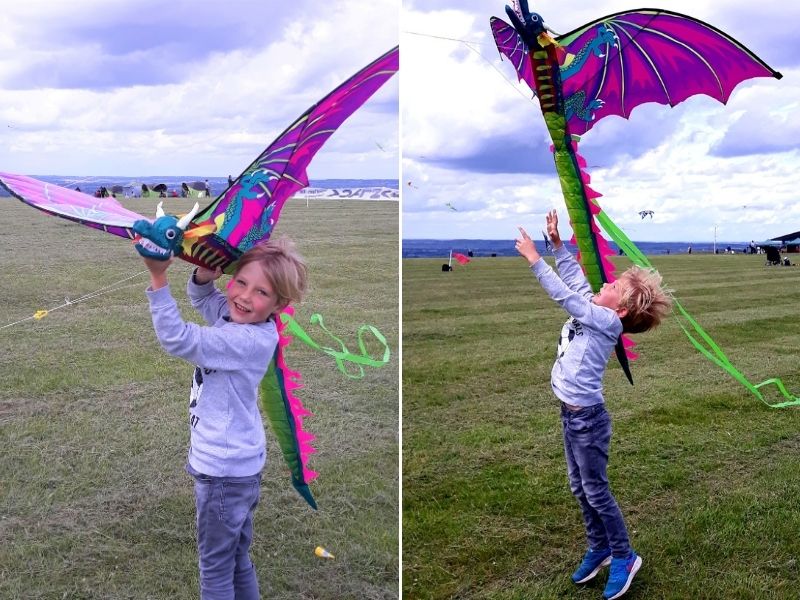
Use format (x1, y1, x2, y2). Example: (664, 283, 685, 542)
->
(278, 312, 391, 379)
(596, 209, 800, 408)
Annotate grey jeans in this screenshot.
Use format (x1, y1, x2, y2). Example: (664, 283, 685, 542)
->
(560, 403, 632, 558)
(187, 464, 262, 600)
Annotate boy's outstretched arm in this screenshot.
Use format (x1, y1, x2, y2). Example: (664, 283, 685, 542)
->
(544, 209, 593, 297)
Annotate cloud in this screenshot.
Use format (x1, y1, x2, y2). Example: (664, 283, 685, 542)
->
(0, 0, 398, 177)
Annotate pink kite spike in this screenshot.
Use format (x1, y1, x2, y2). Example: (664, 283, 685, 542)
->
(284, 378, 302, 390)
(303, 468, 319, 482)
(622, 335, 638, 360)
(297, 430, 315, 443)
(584, 186, 602, 201)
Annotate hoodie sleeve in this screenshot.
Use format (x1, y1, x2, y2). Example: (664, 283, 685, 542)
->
(186, 270, 229, 325)
(531, 257, 619, 332)
(552, 245, 593, 299)
(147, 285, 276, 370)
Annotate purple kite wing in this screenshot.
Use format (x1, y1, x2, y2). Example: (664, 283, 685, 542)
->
(490, 17, 535, 91)
(0, 172, 143, 239)
(182, 46, 399, 272)
(555, 9, 782, 136)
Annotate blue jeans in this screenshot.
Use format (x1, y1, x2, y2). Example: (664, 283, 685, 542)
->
(187, 464, 262, 600)
(560, 403, 631, 558)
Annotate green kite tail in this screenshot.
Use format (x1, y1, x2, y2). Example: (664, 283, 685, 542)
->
(596, 209, 800, 409)
(260, 308, 391, 510)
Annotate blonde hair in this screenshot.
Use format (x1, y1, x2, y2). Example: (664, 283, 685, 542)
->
(617, 266, 672, 333)
(234, 238, 308, 309)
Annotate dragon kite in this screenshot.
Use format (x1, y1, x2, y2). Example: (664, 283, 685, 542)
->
(491, 4, 787, 397)
(0, 46, 399, 505)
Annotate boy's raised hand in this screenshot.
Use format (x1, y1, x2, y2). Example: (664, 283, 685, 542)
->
(194, 267, 223, 285)
(142, 255, 173, 290)
(546, 209, 562, 248)
(515, 227, 541, 265)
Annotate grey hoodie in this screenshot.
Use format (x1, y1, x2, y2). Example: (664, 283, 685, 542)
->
(146, 276, 277, 477)
(531, 245, 622, 407)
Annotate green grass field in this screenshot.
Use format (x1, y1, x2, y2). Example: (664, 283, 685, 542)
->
(0, 197, 398, 599)
(403, 253, 800, 599)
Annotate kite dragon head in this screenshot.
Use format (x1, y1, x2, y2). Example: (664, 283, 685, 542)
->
(132, 202, 200, 260)
(505, 0, 558, 48)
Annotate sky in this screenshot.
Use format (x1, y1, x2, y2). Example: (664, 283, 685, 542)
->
(0, 0, 399, 179)
(401, 0, 800, 242)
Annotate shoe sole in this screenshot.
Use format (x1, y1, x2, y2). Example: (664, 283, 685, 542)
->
(573, 556, 611, 584)
(606, 555, 643, 600)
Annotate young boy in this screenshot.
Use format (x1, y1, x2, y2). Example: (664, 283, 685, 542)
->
(141, 239, 307, 599)
(515, 210, 671, 600)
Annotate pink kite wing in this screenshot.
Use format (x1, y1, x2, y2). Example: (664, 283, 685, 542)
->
(0, 172, 143, 239)
(491, 17, 536, 91)
(555, 9, 782, 136)
(182, 46, 400, 272)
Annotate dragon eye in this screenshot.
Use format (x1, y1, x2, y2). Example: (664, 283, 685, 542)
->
(165, 229, 177, 240)
(531, 15, 539, 22)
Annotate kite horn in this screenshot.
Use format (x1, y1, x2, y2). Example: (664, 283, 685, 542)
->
(177, 202, 200, 231)
(544, 25, 562, 36)
(155, 201, 165, 219)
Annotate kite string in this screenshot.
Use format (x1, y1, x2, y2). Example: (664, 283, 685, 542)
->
(0, 270, 149, 331)
(404, 30, 537, 105)
(0, 269, 392, 379)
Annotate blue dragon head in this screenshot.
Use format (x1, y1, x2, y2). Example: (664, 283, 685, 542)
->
(133, 202, 200, 260)
(505, 0, 556, 49)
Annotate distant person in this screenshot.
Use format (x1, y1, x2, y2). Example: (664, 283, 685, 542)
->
(687, 245, 692, 254)
(137, 238, 308, 599)
(515, 209, 671, 600)
(228, 175, 234, 187)
(205, 179, 211, 196)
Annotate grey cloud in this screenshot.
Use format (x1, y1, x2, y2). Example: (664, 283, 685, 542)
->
(424, 134, 554, 174)
(3, 0, 308, 90)
(710, 112, 800, 157)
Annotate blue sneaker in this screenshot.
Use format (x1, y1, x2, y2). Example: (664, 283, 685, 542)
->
(603, 551, 643, 599)
(571, 548, 611, 584)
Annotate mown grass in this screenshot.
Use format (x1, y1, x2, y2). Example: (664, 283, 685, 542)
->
(0, 197, 398, 599)
(403, 252, 800, 599)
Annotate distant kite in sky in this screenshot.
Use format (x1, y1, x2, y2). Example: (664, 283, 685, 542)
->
(638, 210, 654, 219)
(407, 180, 418, 189)
(445, 202, 458, 211)
(491, 4, 800, 406)
(0, 46, 399, 504)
